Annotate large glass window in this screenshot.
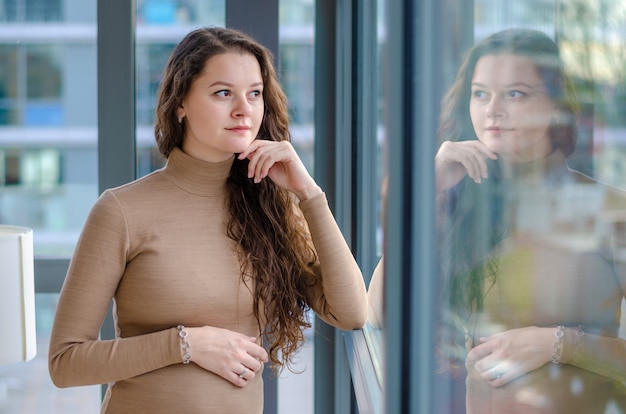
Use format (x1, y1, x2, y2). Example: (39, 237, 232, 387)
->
(371, 0, 626, 413)
(374, 0, 626, 412)
(278, 4, 315, 414)
(0, 0, 98, 257)
(0, 0, 100, 410)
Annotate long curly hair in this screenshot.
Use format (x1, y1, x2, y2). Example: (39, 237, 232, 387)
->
(436, 28, 579, 368)
(154, 26, 318, 372)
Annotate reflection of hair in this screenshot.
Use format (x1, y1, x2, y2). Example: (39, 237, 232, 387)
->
(436, 28, 580, 369)
(438, 28, 578, 155)
(154, 27, 318, 371)
(437, 160, 507, 370)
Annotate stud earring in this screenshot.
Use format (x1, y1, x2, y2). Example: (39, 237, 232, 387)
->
(177, 116, 183, 124)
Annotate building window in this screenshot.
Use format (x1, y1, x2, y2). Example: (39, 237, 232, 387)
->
(0, 0, 63, 22)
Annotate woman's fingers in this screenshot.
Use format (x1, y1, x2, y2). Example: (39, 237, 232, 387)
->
(437, 140, 497, 184)
(187, 327, 269, 388)
(238, 140, 320, 199)
(239, 140, 293, 183)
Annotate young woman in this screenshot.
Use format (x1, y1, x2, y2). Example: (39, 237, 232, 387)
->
(436, 28, 626, 412)
(48, 27, 367, 413)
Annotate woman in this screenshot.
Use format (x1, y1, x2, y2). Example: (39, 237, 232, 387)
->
(48, 27, 368, 413)
(436, 28, 626, 413)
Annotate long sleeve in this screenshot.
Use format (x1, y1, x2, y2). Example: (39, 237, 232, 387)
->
(48, 190, 183, 388)
(48, 151, 269, 413)
(563, 243, 626, 382)
(299, 193, 368, 330)
(561, 327, 626, 382)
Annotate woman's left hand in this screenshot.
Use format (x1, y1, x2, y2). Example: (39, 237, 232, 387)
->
(238, 140, 322, 201)
(466, 326, 555, 387)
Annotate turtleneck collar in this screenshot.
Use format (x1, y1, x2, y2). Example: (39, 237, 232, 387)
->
(162, 147, 234, 197)
(504, 149, 571, 187)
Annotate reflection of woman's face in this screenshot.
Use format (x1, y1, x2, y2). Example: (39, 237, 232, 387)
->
(469, 53, 557, 163)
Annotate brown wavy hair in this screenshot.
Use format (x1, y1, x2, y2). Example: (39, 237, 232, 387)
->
(154, 26, 318, 372)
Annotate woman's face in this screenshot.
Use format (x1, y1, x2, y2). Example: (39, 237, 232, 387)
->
(469, 53, 557, 163)
(177, 52, 264, 163)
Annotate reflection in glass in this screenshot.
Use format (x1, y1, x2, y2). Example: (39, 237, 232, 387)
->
(435, 26, 626, 413)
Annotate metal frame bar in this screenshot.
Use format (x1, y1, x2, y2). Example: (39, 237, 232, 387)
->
(315, 1, 385, 413)
(384, 0, 415, 412)
(96, 0, 137, 398)
(384, 0, 448, 412)
(344, 330, 382, 414)
(313, 1, 342, 413)
(354, 0, 379, 282)
(340, 0, 383, 413)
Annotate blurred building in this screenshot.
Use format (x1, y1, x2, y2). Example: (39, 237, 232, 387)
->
(0, 0, 315, 255)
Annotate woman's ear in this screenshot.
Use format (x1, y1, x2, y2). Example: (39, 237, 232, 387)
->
(176, 104, 185, 120)
(176, 106, 186, 124)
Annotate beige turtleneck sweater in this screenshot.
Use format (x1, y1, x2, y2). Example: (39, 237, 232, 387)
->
(48, 147, 367, 414)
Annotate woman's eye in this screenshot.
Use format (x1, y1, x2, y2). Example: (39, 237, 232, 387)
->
(472, 90, 488, 100)
(215, 90, 230, 97)
(506, 90, 526, 99)
(249, 90, 262, 99)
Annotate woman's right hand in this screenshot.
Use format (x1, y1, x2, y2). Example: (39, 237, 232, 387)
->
(186, 326, 269, 387)
(435, 140, 497, 192)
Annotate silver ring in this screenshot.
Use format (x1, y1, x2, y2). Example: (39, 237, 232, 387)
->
(490, 367, 503, 379)
(239, 367, 249, 379)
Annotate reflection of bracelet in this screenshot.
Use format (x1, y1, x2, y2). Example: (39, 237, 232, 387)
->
(551, 325, 565, 364)
(177, 325, 192, 364)
(572, 325, 585, 362)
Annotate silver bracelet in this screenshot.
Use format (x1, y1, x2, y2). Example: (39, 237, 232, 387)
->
(572, 325, 585, 362)
(551, 325, 565, 364)
(177, 325, 192, 364)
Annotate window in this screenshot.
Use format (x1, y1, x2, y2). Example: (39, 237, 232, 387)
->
(0, 0, 100, 411)
(0, 0, 63, 22)
(376, 0, 626, 412)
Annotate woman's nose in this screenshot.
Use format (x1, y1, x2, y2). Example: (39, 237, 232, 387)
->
(233, 96, 252, 117)
(486, 96, 505, 118)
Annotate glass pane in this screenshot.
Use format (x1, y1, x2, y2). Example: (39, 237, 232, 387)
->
(0, 2, 99, 412)
(0, 1, 98, 256)
(278, 3, 315, 414)
(0, 294, 100, 413)
(364, 0, 387, 388)
(135, 0, 226, 177)
(434, 0, 626, 412)
(279, 0, 314, 172)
